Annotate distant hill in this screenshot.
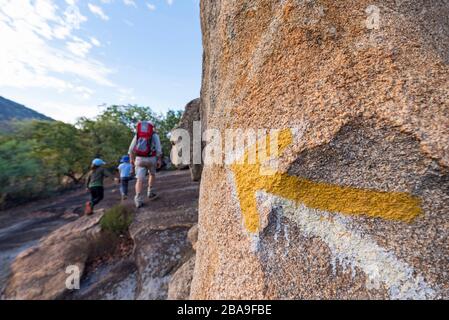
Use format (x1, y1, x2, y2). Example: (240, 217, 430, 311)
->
(0, 96, 52, 132)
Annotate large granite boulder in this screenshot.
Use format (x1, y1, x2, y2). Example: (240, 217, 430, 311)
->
(187, 224, 198, 251)
(2, 171, 201, 301)
(172, 98, 204, 181)
(3, 212, 104, 300)
(166, 224, 199, 300)
(131, 223, 194, 300)
(191, 0, 449, 299)
(68, 259, 138, 300)
(167, 254, 196, 300)
(130, 171, 199, 300)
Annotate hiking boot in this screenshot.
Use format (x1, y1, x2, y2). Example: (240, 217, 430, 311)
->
(121, 195, 128, 202)
(84, 202, 93, 216)
(134, 194, 143, 208)
(147, 191, 158, 201)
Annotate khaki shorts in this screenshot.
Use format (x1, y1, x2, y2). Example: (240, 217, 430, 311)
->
(135, 156, 157, 179)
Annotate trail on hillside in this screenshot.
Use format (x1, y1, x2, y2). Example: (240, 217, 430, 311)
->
(0, 177, 122, 294)
(0, 170, 199, 298)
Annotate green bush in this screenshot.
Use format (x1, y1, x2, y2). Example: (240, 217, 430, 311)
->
(100, 205, 134, 235)
(85, 231, 121, 263)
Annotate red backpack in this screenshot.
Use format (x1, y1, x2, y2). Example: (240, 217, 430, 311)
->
(133, 121, 156, 157)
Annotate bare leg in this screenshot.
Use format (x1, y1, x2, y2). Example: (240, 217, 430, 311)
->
(149, 174, 155, 189)
(134, 177, 145, 208)
(147, 174, 158, 199)
(136, 178, 143, 195)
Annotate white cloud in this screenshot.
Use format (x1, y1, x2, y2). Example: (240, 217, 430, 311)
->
(66, 37, 93, 57)
(74, 86, 95, 99)
(0, 0, 114, 97)
(166, 0, 174, 5)
(0, 0, 144, 123)
(35, 101, 101, 123)
(88, 3, 109, 20)
(90, 37, 101, 47)
(64, 3, 87, 30)
(123, 0, 137, 8)
(146, 3, 156, 11)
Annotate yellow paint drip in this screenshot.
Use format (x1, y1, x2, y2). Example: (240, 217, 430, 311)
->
(230, 129, 422, 233)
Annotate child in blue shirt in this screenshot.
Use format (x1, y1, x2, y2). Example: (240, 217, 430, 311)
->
(118, 155, 133, 201)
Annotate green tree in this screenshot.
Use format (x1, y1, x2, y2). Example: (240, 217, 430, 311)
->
(0, 138, 42, 206)
(15, 120, 90, 183)
(76, 117, 133, 165)
(157, 110, 183, 156)
(98, 105, 158, 131)
(94, 104, 183, 157)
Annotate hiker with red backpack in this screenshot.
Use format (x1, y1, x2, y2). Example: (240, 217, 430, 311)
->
(128, 121, 162, 208)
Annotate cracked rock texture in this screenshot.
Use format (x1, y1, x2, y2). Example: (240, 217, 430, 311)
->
(191, 0, 449, 299)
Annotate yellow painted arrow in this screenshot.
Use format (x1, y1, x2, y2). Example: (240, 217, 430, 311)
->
(230, 130, 422, 233)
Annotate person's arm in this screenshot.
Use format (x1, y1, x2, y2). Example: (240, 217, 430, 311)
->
(128, 135, 137, 165)
(86, 171, 91, 189)
(153, 133, 163, 168)
(103, 167, 113, 178)
(153, 133, 162, 158)
(116, 165, 121, 183)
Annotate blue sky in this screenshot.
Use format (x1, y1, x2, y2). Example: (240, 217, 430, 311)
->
(0, 0, 202, 122)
